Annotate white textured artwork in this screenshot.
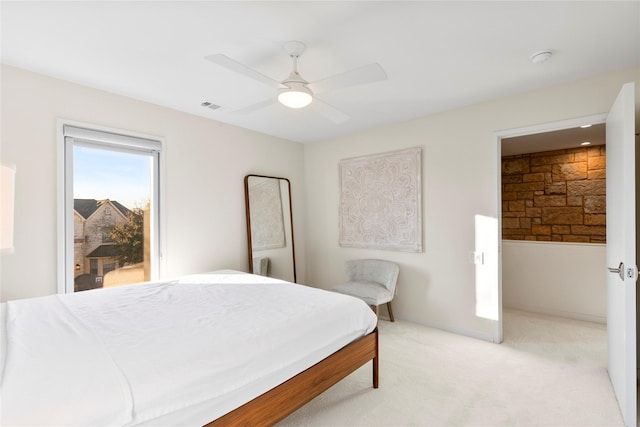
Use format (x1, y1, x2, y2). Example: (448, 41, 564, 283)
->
(248, 178, 286, 251)
(339, 147, 422, 252)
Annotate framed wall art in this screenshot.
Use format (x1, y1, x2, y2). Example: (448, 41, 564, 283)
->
(339, 146, 422, 252)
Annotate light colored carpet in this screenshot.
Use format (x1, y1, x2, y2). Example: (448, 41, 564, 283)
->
(277, 309, 624, 427)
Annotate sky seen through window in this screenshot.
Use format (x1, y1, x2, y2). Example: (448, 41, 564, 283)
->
(73, 145, 152, 209)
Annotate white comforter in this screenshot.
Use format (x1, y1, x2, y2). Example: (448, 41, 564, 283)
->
(1, 271, 377, 426)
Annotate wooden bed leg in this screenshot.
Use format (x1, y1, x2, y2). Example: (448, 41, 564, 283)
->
(373, 328, 379, 389)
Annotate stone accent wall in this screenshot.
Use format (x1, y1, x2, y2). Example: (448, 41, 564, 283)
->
(502, 146, 606, 243)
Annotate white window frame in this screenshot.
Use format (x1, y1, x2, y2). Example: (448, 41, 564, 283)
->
(57, 120, 165, 293)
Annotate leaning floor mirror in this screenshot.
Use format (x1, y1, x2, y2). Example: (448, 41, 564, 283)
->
(244, 175, 296, 283)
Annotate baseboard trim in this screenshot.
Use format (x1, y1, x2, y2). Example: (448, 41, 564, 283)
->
(398, 303, 605, 343)
(401, 317, 497, 343)
(504, 303, 606, 324)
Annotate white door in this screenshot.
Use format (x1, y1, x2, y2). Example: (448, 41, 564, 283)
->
(606, 82, 637, 427)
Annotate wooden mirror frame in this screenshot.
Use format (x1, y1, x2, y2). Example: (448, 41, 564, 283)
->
(244, 175, 296, 283)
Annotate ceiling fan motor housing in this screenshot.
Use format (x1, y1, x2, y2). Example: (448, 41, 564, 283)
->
(278, 41, 313, 108)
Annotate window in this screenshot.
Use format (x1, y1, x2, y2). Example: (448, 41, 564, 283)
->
(90, 259, 98, 275)
(59, 123, 162, 293)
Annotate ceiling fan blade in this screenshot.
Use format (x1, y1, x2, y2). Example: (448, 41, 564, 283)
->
(205, 54, 286, 89)
(310, 98, 350, 124)
(307, 63, 387, 95)
(231, 98, 277, 115)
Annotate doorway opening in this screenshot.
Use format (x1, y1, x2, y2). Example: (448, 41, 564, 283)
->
(500, 122, 607, 324)
(495, 113, 607, 344)
(497, 115, 640, 424)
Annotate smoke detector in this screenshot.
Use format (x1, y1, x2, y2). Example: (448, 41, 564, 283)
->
(530, 50, 553, 64)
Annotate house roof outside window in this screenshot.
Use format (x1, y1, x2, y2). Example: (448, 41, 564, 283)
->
(74, 199, 130, 220)
(86, 244, 117, 259)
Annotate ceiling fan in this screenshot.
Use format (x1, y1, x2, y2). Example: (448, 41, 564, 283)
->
(205, 41, 387, 123)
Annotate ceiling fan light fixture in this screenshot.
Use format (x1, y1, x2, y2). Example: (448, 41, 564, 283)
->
(278, 83, 313, 109)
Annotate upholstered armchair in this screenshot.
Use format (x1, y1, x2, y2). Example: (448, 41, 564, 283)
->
(252, 257, 270, 276)
(333, 259, 400, 321)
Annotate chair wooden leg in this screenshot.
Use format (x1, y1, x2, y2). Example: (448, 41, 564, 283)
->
(387, 301, 394, 322)
(370, 305, 378, 316)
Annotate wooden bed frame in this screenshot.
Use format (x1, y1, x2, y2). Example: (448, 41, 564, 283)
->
(205, 328, 379, 426)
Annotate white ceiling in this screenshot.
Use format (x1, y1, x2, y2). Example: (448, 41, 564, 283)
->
(502, 123, 606, 156)
(2, 1, 639, 144)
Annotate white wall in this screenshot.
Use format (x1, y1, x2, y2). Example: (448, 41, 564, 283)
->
(303, 66, 640, 341)
(0, 65, 306, 301)
(2, 64, 639, 341)
(502, 240, 606, 323)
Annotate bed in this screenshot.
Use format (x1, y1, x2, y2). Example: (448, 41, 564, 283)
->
(1, 270, 378, 426)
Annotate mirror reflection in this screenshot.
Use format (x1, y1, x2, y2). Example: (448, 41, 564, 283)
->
(244, 175, 296, 282)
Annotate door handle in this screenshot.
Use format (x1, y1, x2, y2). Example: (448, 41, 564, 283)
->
(608, 262, 624, 281)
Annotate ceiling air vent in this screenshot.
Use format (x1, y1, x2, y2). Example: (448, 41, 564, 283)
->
(201, 101, 221, 110)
